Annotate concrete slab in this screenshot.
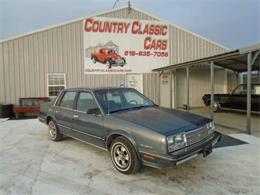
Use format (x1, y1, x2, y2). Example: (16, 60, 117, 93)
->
(190, 107, 260, 137)
(0, 119, 259, 195)
(0, 118, 9, 123)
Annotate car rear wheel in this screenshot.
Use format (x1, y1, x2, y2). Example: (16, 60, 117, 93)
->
(48, 120, 63, 141)
(110, 136, 141, 174)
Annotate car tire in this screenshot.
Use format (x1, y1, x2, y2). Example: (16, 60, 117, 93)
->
(110, 136, 141, 174)
(121, 58, 126, 67)
(48, 120, 63, 141)
(92, 57, 97, 64)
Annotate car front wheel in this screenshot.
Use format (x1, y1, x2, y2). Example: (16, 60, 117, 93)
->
(110, 136, 141, 174)
(92, 57, 96, 63)
(213, 101, 221, 112)
(48, 120, 63, 141)
(106, 60, 112, 69)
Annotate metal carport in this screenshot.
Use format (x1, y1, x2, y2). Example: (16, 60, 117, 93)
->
(153, 44, 260, 134)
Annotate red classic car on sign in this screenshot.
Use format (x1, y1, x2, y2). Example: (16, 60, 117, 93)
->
(91, 48, 126, 69)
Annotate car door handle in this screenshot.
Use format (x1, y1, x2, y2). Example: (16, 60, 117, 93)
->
(73, 114, 79, 118)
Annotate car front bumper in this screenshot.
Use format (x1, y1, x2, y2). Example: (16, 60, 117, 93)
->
(111, 59, 126, 66)
(141, 131, 222, 168)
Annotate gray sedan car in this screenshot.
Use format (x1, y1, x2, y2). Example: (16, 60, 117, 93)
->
(39, 87, 221, 174)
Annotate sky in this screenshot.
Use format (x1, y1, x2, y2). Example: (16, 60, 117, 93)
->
(0, 0, 259, 49)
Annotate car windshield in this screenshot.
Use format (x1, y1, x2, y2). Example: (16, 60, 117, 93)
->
(232, 84, 259, 95)
(94, 88, 155, 114)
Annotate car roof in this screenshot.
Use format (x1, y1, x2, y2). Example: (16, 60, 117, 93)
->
(64, 87, 132, 92)
(101, 48, 113, 50)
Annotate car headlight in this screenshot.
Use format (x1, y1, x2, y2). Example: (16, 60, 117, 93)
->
(206, 121, 215, 135)
(206, 121, 214, 129)
(167, 133, 187, 152)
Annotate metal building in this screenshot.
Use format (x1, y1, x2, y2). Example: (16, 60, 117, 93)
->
(0, 6, 229, 106)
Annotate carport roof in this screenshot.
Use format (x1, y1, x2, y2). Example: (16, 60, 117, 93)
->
(153, 44, 260, 72)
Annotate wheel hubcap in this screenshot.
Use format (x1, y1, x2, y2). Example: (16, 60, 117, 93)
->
(48, 122, 57, 138)
(113, 144, 130, 169)
(213, 102, 218, 111)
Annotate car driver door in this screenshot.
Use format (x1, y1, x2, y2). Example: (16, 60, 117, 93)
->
(71, 91, 107, 148)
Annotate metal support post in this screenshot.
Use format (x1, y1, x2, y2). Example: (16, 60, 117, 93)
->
(247, 52, 252, 134)
(210, 61, 214, 120)
(186, 67, 190, 112)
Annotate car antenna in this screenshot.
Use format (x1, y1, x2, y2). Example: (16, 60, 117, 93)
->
(128, 0, 132, 14)
(113, 0, 132, 14)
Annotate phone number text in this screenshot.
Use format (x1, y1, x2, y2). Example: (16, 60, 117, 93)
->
(124, 50, 168, 57)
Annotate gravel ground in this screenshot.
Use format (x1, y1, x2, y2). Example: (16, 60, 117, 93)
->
(0, 119, 259, 195)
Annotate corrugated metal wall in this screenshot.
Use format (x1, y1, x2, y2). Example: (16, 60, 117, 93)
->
(143, 73, 160, 104)
(0, 20, 126, 105)
(175, 66, 227, 108)
(170, 26, 227, 65)
(0, 7, 227, 105)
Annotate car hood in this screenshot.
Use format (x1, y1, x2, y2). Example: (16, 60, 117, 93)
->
(112, 107, 211, 136)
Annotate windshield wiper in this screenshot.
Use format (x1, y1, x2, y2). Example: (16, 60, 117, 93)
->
(131, 105, 151, 110)
(109, 108, 132, 113)
(109, 105, 154, 114)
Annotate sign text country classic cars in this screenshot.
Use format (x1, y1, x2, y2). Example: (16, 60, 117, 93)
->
(83, 17, 170, 74)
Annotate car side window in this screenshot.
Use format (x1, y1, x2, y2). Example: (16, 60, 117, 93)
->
(76, 92, 101, 114)
(58, 91, 77, 109)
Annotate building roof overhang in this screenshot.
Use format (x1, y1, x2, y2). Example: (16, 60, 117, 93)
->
(153, 44, 260, 72)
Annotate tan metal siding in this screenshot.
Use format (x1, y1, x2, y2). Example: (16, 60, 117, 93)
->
(2, 43, 10, 103)
(37, 32, 46, 97)
(0, 44, 5, 103)
(176, 67, 227, 108)
(170, 25, 226, 65)
(143, 73, 160, 104)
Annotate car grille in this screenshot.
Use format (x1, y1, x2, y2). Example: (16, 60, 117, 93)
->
(186, 125, 210, 146)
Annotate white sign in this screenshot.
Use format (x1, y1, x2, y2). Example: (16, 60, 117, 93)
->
(83, 17, 169, 74)
(126, 74, 143, 93)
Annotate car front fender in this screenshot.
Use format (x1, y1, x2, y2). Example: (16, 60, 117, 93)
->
(106, 130, 141, 158)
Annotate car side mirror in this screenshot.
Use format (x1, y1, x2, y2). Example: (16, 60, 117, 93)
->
(87, 108, 102, 116)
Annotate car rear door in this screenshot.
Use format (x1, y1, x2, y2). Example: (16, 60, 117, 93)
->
(70, 91, 107, 148)
(54, 91, 77, 135)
